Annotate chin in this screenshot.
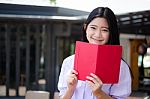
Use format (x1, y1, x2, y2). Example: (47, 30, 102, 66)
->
(90, 42, 104, 45)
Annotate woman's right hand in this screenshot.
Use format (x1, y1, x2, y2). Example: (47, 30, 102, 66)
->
(60, 70, 78, 99)
(67, 69, 78, 91)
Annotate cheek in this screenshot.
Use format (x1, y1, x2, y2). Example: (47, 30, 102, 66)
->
(103, 33, 109, 41)
(86, 32, 90, 41)
(86, 29, 91, 38)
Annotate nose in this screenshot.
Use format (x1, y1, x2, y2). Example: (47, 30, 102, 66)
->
(95, 29, 102, 37)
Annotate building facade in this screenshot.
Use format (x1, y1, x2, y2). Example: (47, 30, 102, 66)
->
(0, 3, 150, 99)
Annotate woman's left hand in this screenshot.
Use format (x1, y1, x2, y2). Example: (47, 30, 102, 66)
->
(86, 73, 103, 96)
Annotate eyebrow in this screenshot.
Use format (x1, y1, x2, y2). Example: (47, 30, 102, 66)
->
(89, 25, 109, 29)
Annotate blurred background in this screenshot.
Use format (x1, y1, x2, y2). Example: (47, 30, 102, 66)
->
(0, 0, 150, 99)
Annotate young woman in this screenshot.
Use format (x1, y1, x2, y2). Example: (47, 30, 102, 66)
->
(57, 7, 131, 99)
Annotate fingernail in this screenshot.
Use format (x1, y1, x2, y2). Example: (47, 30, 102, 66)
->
(90, 73, 94, 75)
(76, 71, 78, 74)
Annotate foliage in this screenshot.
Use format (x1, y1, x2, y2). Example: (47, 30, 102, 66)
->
(49, 0, 56, 5)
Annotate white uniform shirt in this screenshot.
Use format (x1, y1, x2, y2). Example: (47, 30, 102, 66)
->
(58, 55, 131, 99)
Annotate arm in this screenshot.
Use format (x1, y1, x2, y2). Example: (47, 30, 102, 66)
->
(60, 87, 75, 99)
(86, 60, 132, 98)
(94, 90, 113, 99)
(108, 60, 132, 98)
(86, 73, 113, 99)
(60, 70, 78, 99)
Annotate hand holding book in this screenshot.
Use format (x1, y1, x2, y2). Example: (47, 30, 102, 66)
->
(74, 41, 122, 84)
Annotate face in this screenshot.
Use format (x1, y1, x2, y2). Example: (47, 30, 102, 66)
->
(86, 17, 109, 45)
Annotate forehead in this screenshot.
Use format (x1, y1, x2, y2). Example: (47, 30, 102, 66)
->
(89, 17, 109, 27)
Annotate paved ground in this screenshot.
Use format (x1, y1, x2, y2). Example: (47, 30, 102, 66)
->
(0, 85, 150, 99)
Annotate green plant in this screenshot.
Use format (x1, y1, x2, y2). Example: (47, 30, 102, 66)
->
(49, 0, 56, 5)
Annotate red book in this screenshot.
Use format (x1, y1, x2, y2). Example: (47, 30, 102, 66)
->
(74, 41, 122, 84)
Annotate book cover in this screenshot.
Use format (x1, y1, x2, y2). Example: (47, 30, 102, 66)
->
(74, 41, 122, 84)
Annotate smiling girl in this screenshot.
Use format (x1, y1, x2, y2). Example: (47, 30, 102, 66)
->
(58, 7, 131, 99)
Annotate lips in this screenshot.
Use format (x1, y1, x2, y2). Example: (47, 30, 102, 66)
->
(92, 37, 104, 42)
(91, 38, 104, 44)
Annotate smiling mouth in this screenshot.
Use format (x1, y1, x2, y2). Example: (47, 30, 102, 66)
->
(92, 38, 104, 42)
(91, 40, 104, 45)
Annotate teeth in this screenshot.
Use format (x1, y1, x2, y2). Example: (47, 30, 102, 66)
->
(93, 38, 103, 41)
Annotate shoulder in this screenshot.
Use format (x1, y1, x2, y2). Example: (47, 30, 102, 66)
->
(121, 58, 130, 68)
(120, 58, 133, 78)
(120, 59, 131, 74)
(62, 54, 75, 67)
(60, 54, 75, 75)
(121, 58, 133, 78)
(63, 54, 75, 62)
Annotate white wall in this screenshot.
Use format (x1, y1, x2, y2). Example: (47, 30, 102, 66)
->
(120, 38, 130, 65)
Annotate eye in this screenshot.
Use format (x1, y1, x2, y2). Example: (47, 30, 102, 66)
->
(90, 26, 96, 30)
(101, 28, 109, 32)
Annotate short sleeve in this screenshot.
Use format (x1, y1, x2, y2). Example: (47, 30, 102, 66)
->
(109, 60, 132, 99)
(57, 55, 74, 97)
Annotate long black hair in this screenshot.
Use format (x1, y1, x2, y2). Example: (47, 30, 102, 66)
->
(82, 7, 120, 45)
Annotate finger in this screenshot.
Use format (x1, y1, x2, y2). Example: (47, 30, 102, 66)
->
(68, 76, 77, 85)
(90, 73, 103, 84)
(72, 69, 78, 75)
(86, 80, 95, 88)
(69, 74, 78, 81)
(86, 76, 97, 84)
(72, 75, 78, 81)
(70, 74, 77, 78)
